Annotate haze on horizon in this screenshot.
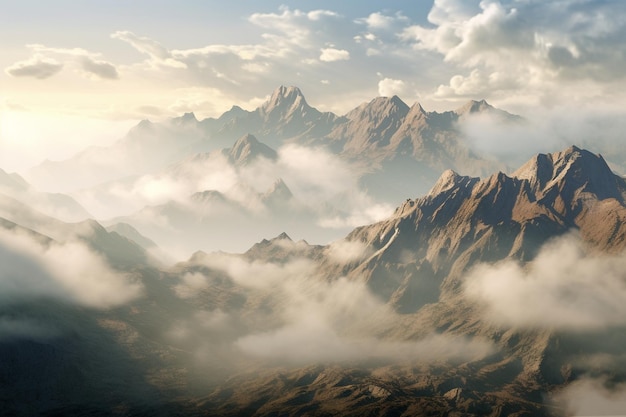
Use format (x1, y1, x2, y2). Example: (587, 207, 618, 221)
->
(2, 0, 626, 172)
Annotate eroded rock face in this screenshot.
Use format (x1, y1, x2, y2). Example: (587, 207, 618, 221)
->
(336, 146, 626, 309)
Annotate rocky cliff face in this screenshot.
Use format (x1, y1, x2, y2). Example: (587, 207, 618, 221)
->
(341, 146, 626, 305)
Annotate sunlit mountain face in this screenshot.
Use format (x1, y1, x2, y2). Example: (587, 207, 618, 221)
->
(3, 2, 626, 416)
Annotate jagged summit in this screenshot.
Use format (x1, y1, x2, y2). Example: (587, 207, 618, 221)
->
(408, 102, 427, 116)
(345, 95, 409, 121)
(455, 99, 494, 115)
(512, 145, 625, 202)
(333, 96, 410, 152)
(190, 190, 227, 204)
(263, 178, 293, 202)
(172, 112, 198, 125)
(228, 133, 278, 165)
(260, 85, 311, 116)
(273, 231, 292, 241)
(428, 169, 478, 196)
(341, 145, 626, 318)
(454, 99, 523, 124)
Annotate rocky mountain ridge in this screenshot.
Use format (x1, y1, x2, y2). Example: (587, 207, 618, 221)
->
(26, 85, 512, 195)
(4, 145, 626, 416)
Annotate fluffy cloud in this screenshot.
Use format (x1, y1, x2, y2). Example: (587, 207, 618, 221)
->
(403, 0, 626, 105)
(5, 44, 119, 80)
(190, 253, 494, 365)
(73, 142, 392, 256)
(355, 12, 410, 31)
(553, 377, 626, 416)
(378, 77, 408, 97)
(319, 47, 350, 62)
(0, 228, 143, 309)
(324, 239, 373, 263)
(80, 57, 119, 80)
(5, 55, 63, 79)
(464, 234, 626, 330)
(456, 102, 626, 171)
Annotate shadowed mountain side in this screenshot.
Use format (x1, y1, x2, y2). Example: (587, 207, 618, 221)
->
(0, 193, 151, 269)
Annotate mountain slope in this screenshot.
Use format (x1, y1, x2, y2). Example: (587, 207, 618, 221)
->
(340, 146, 626, 308)
(194, 146, 626, 416)
(0, 168, 90, 222)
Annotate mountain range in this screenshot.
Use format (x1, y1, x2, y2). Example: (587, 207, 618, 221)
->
(20, 86, 525, 256)
(3, 144, 625, 415)
(26, 86, 508, 196)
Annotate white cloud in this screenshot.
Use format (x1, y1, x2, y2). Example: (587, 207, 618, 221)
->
(5, 44, 119, 81)
(325, 239, 373, 263)
(378, 77, 408, 97)
(319, 47, 350, 62)
(464, 234, 626, 330)
(5, 54, 63, 79)
(456, 103, 626, 171)
(0, 228, 142, 309)
(402, 0, 626, 105)
(112, 31, 187, 68)
(192, 253, 494, 365)
(553, 377, 626, 416)
(356, 12, 409, 31)
(174, 272, 212, 299)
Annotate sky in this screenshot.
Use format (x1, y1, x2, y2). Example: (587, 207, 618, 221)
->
(2, 0, 626, 172)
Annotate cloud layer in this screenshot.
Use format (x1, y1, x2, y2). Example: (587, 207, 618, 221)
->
(0, 228, 142, 309)
(464, 234, 626, 330)
(173, 251, 494, 366)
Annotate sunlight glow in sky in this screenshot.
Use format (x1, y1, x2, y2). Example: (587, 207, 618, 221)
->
(2, 0, 625, 172)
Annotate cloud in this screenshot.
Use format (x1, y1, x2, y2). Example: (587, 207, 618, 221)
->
(319, 47, 350, 62)
(325, 239, 373, 263)
(5, 55, 63, 79)
(356, 12, 409, 31)
(401, 0, 626, 106)
(189, 253, 494, 365)
(0, 228, 143, 309)
(553, 377, 626, 416)
(455, 102, 626, 171)
(173, 272, 212, 299)
(80, 56, 119, 80)
(5, 44, 120, 81)
(464, 234, 626, 330)
(236, 319, 491, 365)
(378, 77, 408, 97)
(112, 31, 187, 68)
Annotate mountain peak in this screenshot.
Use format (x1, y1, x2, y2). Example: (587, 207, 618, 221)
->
(263, 178, 293, 206)
(345, 95, 410, 121)
(429, 169, 478, 196)
(261, 85, 309, 115)
(274, 231, 292, 241)
(228, 134, 277, 165)
(513, 146, 625, 204)
(455, 99, 494, 115)
(172, 112, 198, 125)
